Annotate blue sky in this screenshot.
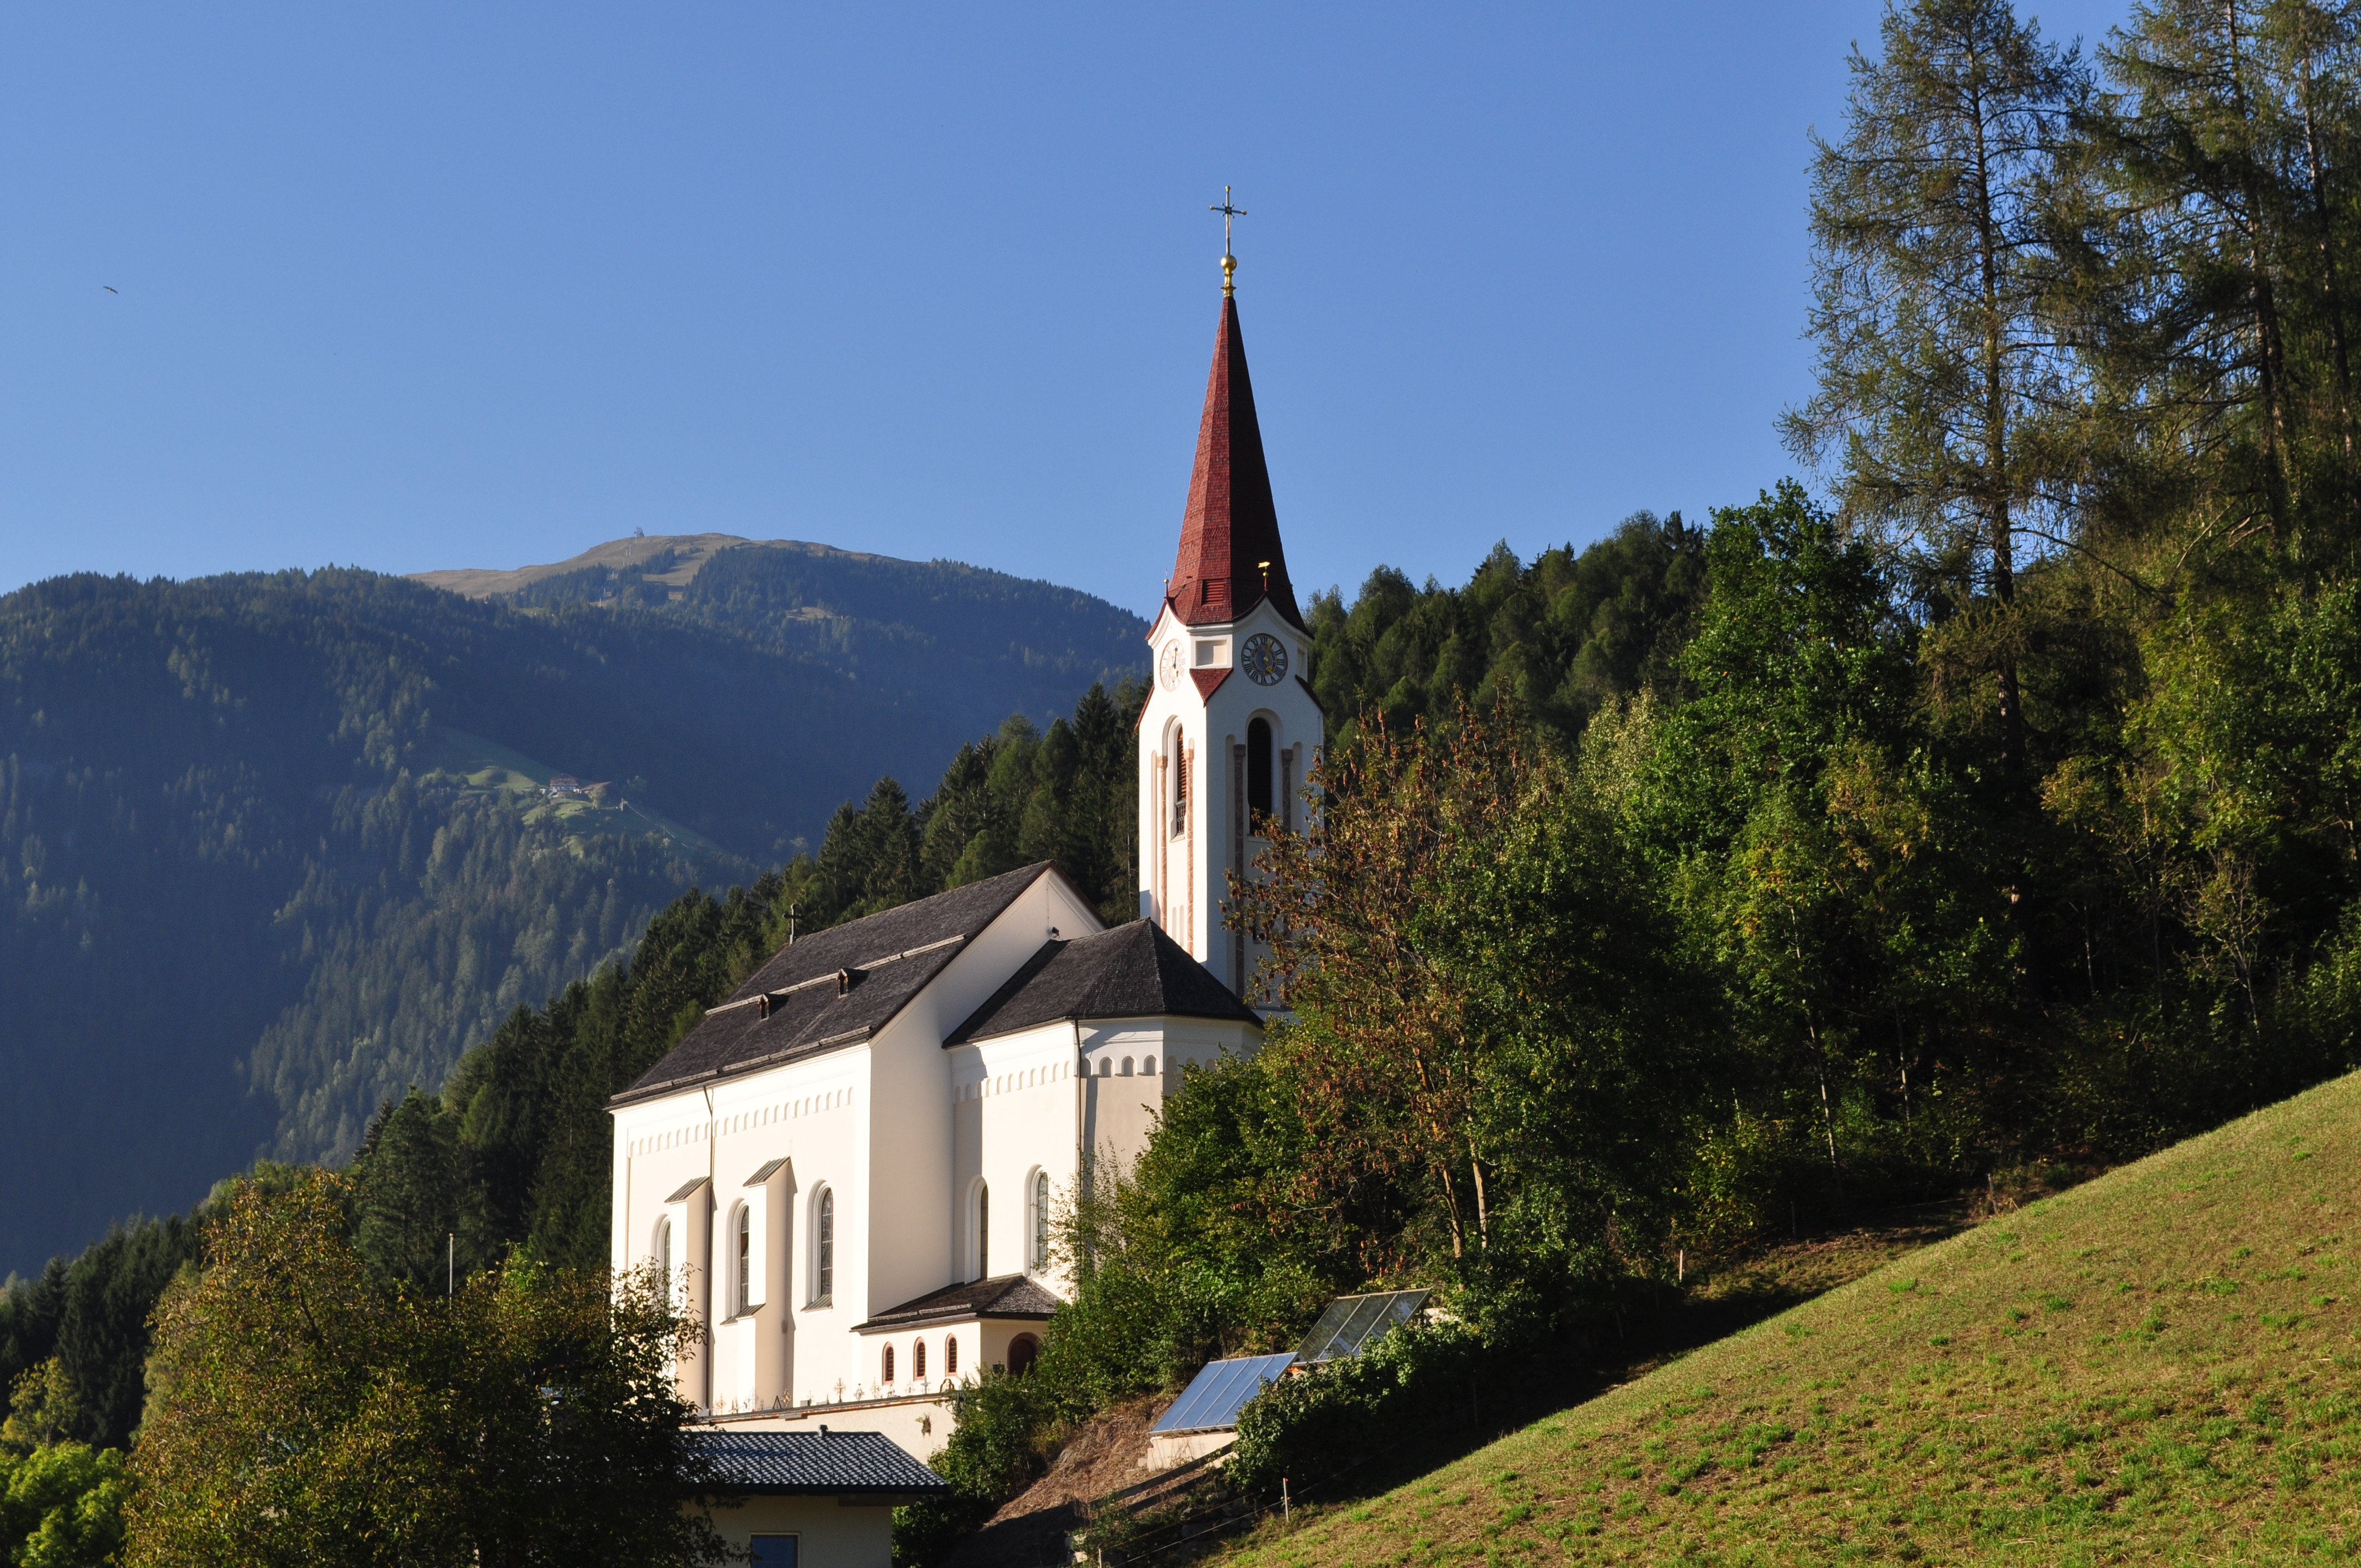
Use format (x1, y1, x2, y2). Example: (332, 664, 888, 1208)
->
(2, 2, 2121, 620)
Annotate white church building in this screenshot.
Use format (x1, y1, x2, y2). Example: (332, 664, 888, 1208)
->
(607, 262, 1321, 1457)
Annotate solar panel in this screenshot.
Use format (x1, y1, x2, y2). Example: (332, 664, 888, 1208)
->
(1293, 1289, 1432, 1364)
(1149, 1353, 1298, 1434)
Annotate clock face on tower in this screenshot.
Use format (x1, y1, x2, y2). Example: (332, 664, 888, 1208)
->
(1242, 633, 1288, 686)
(1158, 639, 1184, 690)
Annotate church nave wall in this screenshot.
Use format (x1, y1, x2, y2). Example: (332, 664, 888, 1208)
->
(951, 1022, 1088, 1297)
(613, 1049, 870, 1415)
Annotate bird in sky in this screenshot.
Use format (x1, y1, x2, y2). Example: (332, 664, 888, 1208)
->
(103, 286, 117, 293)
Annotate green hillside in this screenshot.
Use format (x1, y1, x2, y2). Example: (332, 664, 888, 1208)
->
(1226, 1072, 2361, 1566)
(0, 557, 1145, 1276)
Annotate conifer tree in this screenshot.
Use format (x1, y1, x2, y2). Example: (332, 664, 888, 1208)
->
(2065, 0, 2361, 561)
(1783, 0, 2087, 774)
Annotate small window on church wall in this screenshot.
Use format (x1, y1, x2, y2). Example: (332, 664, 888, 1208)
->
(976, 1184, 989, 1280)
(814, 1189, 834, 1306)
(946, 1336, 959, 1376)
(1168, 729, 1188, 837)
(653, 1217, 671, 1285)
(735, 1206, 751, 1315)
(1248, 718, 1274, 822)
(914, 1339, 927, 1381)
(1032, 1171, 1051, 1271)
(882, 1344, 895, 1385)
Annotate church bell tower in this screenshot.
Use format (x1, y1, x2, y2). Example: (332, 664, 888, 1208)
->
(1136, 236, 1321, 1000)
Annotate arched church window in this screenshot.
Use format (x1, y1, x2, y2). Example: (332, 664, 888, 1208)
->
(652, 1217, 671, 1288)
(1168, 727, 1188, 837)
(734, 1205, 751, 1315)
(1248, 717, 1274, 822)
(813, 1188, 834, 1306)
(976, 1183, 990, 1280)
(946, 1336, 959, 1376)
(882, 1343, 895, 1385)
(1032, 1170, 1051, 1271)
(913, 1338, 927, 1381)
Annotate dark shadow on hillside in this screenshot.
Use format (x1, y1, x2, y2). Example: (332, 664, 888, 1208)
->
(1264, 1205, 1978, 1527)
(940, 1204, 1974, 1568)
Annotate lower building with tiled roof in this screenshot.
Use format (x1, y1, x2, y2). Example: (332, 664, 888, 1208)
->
(689, 1428, 946, 1564)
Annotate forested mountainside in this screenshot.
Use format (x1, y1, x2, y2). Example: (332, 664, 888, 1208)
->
(0, 558, 1145, 1275)
(312, 515, 1711, 1300)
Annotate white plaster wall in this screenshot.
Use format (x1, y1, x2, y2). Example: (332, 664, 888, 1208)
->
(855, 1321, 979, 1399)
(977, 1319, 1045, 1374)
(1078, 1019, 1258, 1173)
(692, 1494, 896, 1568)
(951, 1020, 1089, 1291)
(877, 874, 1100, 1295)
(615, 1049, 868, 1412)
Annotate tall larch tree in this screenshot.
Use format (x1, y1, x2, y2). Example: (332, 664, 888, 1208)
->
(1783, 0, 2088, 777)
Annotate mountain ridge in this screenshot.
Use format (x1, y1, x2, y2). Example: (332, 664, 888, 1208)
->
(0, 545, 1146, 1274)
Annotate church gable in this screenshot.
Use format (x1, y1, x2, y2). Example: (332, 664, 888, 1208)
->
(945, 920, 1260, 1047)
(613, 861, 1060, 1105)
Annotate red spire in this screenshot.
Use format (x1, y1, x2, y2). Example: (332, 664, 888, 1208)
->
(1168, 295, 1303, 631)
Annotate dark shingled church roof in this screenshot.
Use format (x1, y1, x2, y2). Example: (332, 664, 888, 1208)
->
(945, 919, 1262, 1046)
(612, 862, 1064, 1106)
(853, 1273, 1064, 1332)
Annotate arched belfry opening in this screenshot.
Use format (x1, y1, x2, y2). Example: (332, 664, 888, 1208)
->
(1247, 717, 1274, 824)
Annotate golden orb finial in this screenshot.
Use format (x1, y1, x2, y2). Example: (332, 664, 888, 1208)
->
(1210, 187, 1247, 296)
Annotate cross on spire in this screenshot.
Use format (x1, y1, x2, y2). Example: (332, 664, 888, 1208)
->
(1210, 186, 1247, 295)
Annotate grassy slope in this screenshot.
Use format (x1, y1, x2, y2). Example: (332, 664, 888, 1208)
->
(408, 531, 747, 598)
(1228, 1072, 2361, 1566)
(417, 726, 735, 858)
